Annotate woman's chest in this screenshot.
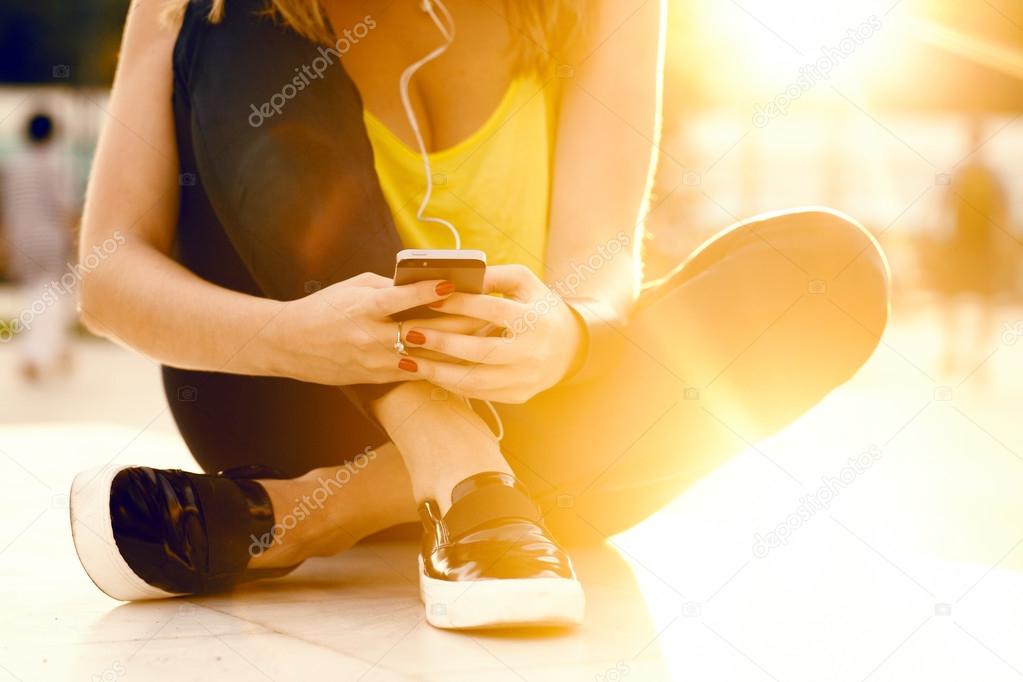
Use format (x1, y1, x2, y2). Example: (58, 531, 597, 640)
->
(323, 0, 516, 152)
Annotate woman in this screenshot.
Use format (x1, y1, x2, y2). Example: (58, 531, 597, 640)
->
(69, 0, 889, 629)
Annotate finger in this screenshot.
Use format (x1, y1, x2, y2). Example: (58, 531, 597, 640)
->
(404, 314, 489, 336)
(409, 347, 465, 363)
(482, 264, 538, 299)
(405, 327, 511, 365)
(428, 292, 525, 325)
(369, 279, 454, 317)
(396, 355, 514, 402)
(353, 316, 483, 364)
(353, 320, 463, 368)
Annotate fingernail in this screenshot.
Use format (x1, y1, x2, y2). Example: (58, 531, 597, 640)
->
(435, 281, 455, 296)
(398, 358, 418, 372)
(427, 301, 445, 309)
(406, 330, 426, 345)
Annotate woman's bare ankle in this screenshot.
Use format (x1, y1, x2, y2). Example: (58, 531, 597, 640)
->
(248, 442, 418, 569)
(372, 382, 512, 516)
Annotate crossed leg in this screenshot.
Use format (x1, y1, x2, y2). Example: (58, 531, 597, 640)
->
(246, 208, 890, 565)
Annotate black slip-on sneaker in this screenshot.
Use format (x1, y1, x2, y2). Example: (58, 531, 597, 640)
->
(418, 472, 585, 629)
(70, 464, 298, 600)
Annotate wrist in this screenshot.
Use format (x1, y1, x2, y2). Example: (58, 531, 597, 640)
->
(253, 297, 305, 379)
(561, 298, 625, 385)
(560, 302, 588, 381)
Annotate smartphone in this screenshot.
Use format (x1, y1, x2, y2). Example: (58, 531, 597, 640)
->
(392, 248, 487, 319)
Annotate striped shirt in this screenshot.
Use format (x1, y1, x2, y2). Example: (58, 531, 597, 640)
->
(1, 145, 72, 280)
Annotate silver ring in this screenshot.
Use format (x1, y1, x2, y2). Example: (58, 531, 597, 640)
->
(394, 320, 408, 356)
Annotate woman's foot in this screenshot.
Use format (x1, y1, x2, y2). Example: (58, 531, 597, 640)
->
(368, 383, 583, 627)
(70, 443, 418, 600)
(418, 472, 585, 629)
(70, 464, 297, 600)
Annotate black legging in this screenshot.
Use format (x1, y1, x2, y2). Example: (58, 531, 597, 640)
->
(165, 0, 889, 541)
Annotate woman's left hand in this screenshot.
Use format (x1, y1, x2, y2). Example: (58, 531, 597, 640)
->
(400, 264, 584, 403)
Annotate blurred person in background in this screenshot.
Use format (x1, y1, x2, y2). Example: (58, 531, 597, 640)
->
(938, 115, 1007, 380)
(0, 111, 75, 383)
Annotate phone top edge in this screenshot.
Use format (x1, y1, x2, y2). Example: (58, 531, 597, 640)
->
(396, 248, 487, 263)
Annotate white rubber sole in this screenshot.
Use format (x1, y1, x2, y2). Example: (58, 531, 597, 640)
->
(69, 465, 180, 601)
(419, 556, 585, 629)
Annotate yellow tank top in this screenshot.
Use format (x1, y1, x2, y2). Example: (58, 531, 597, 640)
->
(364, 77, 554, 275)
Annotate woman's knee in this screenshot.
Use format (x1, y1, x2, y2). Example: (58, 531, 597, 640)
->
(752, 207, 890, 340)
(719, 208, 891, 422)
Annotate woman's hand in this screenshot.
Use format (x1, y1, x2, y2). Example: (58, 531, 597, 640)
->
(399, 264, 584, 403)
(266, 272, 482, 386)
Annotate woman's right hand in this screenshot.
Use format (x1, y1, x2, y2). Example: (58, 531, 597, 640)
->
(265, 272, 472, 386)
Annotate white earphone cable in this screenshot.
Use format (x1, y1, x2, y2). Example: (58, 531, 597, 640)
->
(399, 0, 461, 250)
(400, 0, 504, 441)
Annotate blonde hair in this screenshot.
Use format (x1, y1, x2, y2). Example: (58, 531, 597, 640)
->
(163, 0, 586, 73)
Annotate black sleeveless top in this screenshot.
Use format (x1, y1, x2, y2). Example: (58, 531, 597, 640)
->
(164, 0, 399, 474)
(171, 0, 402, 298)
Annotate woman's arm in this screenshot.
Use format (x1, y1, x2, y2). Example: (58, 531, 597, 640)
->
(79, 2, 451, 386)
(543, 0, 666, 319)
(79, 1, 291, 375)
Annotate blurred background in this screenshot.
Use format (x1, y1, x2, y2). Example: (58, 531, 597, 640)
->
(1, 2, 1022, 679)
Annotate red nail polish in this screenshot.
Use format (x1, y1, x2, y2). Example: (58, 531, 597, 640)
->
(406, 330, 426, 345)
(435, 281, 455, 296)
(398, 358, 418, 372)
(427, 301, 445, 309)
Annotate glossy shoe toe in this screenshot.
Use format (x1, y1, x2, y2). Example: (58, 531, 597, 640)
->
(419, 472, 585, 629)
(70, 464, 294, 600)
